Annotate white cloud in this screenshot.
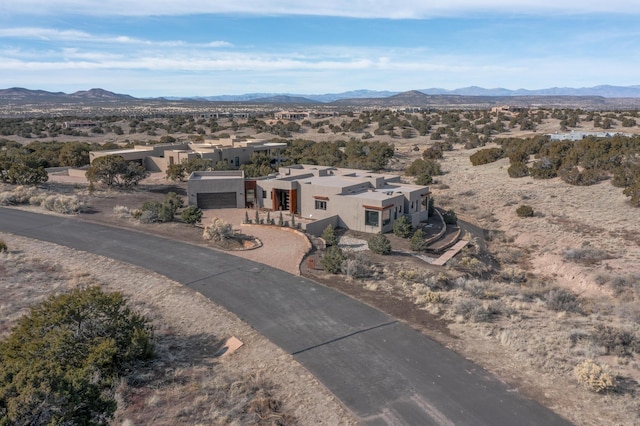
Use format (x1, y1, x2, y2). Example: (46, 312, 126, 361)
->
(0, 27, 232, 48)
(2, 1, 637, 18)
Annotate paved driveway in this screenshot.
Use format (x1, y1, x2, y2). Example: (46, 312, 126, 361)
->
(201, 208, 311, 276)
(0, 207, 572, 426)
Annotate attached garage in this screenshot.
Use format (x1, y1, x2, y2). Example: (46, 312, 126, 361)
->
(196, 192, 237, 209)
(187, 170, 246, 209)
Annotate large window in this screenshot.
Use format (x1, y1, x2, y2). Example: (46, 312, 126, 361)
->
(365, 210, 379, 227)
(382, 208, 391, 226)
(246, 189, 255, 204)
(315, 200, 327, 210)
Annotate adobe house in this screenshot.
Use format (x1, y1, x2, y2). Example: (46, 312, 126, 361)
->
(188, 165, 430, 235)
(88, 138, 286, 172)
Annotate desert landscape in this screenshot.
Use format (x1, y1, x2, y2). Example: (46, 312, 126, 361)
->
(2, 106, 640, 425)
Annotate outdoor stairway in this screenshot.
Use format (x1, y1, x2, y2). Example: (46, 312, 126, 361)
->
(431, 240, 469, 266)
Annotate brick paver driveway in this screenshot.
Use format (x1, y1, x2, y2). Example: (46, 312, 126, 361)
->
(202, 209, 311, 276)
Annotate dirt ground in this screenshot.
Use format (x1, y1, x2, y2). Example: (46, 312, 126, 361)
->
(3, 111, 640, 424)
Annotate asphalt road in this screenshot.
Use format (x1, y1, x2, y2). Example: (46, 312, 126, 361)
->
(0, 207, 572, 425)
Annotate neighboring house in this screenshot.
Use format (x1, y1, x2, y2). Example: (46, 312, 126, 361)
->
(89, 138, 287, 173)
(64, 120, 100, 129)
(548, 130, 629, 141)
(275, 111, 309, 120)
(187, 165, 430, 235)
(490, 106, 527, 115)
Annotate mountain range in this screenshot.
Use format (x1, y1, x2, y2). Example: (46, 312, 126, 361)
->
(183, 85, 640, 102)
(2, 86, 640, 110)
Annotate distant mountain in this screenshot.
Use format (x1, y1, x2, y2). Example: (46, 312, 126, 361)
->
(4, 85, 640, 105)
(250, 95, 320, 104)
(0, 87, 136, 104)
(0, 87, 67, 101)
(3, 86, 640, 113)
(69, 88, 135, 100)
(171, 85, 640, 102)
(419, 85, 640, 98)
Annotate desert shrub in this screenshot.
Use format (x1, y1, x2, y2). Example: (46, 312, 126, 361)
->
(139, 209, 159, 224)
(574, 360, 616, 393)
(558, 165, 607, 186)
(426, 196, 435, 217)
(41, 194, 86, 214)
(454, 298, 496, 322)
(425, 273, 453, 291)
(441, 209, 457, 224)
(397, 268, 422, 283)
(181, 205, 203, 225)
(562, 246, 609, 264)
(392, 215, 412, 238)
(410, 228, 429, 252)
(416, 290, 445, 305)
(415, 173, 433, 185)
(342, 252, 371, 278)
(469, 148, 504, 166)
(113, 205, 133, 219)
(422, 145, 443, 160)
(516, 204, 534, 217)
(592, 325, 639, 357)
(139, 193, 184, 223)
(0, 287, 154, 424)
(499, 267, 527, 283)
(623, 181, 640, 207)
(321, 225, 338, 246)
(203, 217, 233, 241)
(508, 150, 530, 164)
(0, 239, 7, 252)
(0, 185, 40, 205)
(405, 158, 442, 177)
(529, 157, 557, 179)
(322, 246, 345, 274)
(507, 162, 529, 178)
(140, 200, 163, 223)
(368, 233, 392, 255)
(545, 288, 581, 313)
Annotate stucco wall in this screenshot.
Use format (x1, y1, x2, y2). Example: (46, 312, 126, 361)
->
(304, 215, 339, 237)
(187, 177, 245, 208)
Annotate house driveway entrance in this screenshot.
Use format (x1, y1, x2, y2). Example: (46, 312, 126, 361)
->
(201, 208, 311, 276)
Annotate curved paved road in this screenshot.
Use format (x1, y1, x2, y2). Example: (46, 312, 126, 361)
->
(0, 207, 571, 425)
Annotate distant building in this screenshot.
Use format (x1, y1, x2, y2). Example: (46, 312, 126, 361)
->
(274, 110, 338, 120)
(89, 138, 287, 173)
(547, 130, 630, 141)
(491, 106, 527, 115)
(64, 120, 100, 129)
(275, 111, 309, 120)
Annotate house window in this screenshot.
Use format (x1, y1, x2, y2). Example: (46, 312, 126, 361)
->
(262, 190, 267, 199)
(382, 208, 391, 226)
(315, 200, 327, 210)
(365, 210, 379, 227)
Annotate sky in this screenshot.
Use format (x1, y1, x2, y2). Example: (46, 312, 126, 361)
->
(0, 1, 638, 97)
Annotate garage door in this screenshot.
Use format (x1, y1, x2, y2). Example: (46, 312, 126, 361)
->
(196, 192, 237, 209)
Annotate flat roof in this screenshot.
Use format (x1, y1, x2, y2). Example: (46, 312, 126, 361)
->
(189, 171, 244, 180)
(96, 148, 151, 155)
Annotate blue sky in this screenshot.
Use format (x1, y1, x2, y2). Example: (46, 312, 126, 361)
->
(0, 1, 638, 97)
